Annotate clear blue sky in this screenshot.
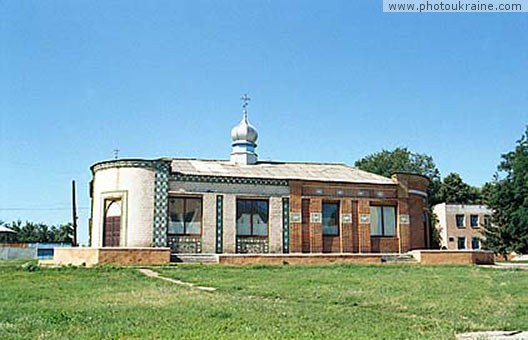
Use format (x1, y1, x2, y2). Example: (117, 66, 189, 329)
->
(1, 1, 527, 244)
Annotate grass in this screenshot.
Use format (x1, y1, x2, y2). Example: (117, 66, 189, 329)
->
(0, 261, 527, 339)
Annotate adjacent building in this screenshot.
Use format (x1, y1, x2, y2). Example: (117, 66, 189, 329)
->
(89, 104, 431, 255)
(433, 203, 491, 250)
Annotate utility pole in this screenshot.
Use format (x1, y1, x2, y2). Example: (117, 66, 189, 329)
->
(72, 180, 78, 247)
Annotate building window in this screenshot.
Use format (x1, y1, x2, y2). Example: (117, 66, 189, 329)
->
(168, 197, 202, 235)
(472, 238, 480, 250)
(322, 202, 339, 236)
(470, 215, 479, 228)
(370, 206, 396, 237)
(457, 237, 466, 250)
(236, 199, 269, 237)
(484, 215, 491, 227)
(456, 214, 465, 228)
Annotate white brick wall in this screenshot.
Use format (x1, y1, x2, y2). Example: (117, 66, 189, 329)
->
(269, 197, 283, 253)
(201, 193, 216, 253)
(223, 194, 237, 253)
(92, 167, 155, 247)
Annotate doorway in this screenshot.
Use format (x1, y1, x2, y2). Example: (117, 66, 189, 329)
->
(103, 200, 121, 247)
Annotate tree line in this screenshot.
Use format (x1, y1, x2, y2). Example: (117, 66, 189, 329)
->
(355, 127, 528, 257)
(0, 220, 73, 243)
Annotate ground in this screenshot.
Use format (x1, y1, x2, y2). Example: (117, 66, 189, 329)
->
(0, 260, 527, 339)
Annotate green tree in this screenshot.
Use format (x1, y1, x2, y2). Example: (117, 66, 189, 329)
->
(480, 181, 495, 206)
(483, 127, 528, 257)
(3, 220, 73, 243)
(355, 147, 442, 203)
(438, 172, 482, 204)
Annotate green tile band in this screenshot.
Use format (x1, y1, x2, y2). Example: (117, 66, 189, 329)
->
(216, 195, 223, 254)
(282, 197, 290, 253)
(152, 161, 170, 247)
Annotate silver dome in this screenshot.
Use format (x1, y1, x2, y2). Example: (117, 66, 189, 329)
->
(231, 110, 258, 143)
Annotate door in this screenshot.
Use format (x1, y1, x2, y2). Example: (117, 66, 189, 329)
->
(103, 200, 121, 247)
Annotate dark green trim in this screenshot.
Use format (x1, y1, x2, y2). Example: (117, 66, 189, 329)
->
(91, 159, 157, 173)
(216, 195, 223, 254)
(172, 174, 288, 186)
(282, 198, 290, 254)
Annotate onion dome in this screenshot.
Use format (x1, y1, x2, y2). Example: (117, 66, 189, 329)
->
(231, 109, 258, 144)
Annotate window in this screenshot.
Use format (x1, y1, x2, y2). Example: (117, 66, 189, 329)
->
(322, 202, 339, 236)
(484, 215, 491, 227)
(457, 237, 466, 250)
(456, 214, 465, 228)
(168, 197, 202, 235)
(470, 215, 479, 228)
(472, 238, 480, 250)
(236, 200, 269, 237)
(370, 206, 396, 237)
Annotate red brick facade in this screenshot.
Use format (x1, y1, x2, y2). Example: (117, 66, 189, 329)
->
(289, 174, 429, 254)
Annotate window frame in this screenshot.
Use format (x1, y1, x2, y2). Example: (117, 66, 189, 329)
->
(457, 237, 466, 250)
(370, 205, 397, 237)
(484, 215, 491, 227)
(167, 197, 203, 236)
(455, 214, 465, 228)
(471, 238, 480, 250)
(470, 214, 479, 228)
(236, 199, 269, 238)
(322, 201, 340, 236)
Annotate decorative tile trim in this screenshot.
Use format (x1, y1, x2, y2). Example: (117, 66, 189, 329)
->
(152, 161, 171, 247)
(168, 235, 202, 253)
(399, 214, 410, 225)
(216, 195, 223, 254)
(171, 174, 288, 186)
(310, 213, 322, 223)
(290, 212, 302, 223)
(282, 198, 290, 254)
(92, 159, 156, 173)
(359, 214, 371, 224)
(341, 213, 352, 224)
(236, 237, 269, 254)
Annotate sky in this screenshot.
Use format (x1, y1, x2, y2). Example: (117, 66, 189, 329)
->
(1, 1, 527, 245)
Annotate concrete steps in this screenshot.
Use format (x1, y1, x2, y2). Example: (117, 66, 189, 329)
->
(171, 254, 219, 263)
(380, 253, 417, 263)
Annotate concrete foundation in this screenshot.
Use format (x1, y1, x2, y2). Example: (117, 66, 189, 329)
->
(41, 247, 171, 267)
(411, 250, 495, 265)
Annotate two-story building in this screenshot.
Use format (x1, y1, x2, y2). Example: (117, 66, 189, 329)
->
(433, 203, 491, 250)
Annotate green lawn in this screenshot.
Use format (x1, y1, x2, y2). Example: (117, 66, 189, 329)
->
(0, 261, 527, 339)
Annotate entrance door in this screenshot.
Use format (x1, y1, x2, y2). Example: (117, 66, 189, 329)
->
(103, 200, 121, 247)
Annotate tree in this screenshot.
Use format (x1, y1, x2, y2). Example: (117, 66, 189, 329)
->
(438, 172, 482, 204)
(480, 181, 495, 206)
(355, 147, 442, 203)
(483, 127, 528, 257)
(2, 220, 74, 243)
(355, 147, 442, 248)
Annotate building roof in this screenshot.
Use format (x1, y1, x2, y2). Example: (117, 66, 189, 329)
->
(0, 225, 16, 233)
(170, 158, 395, 185)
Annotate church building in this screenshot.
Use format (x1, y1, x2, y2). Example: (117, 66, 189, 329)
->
(89, 100, 430, 255)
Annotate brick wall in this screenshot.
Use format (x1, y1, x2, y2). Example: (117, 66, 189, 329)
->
(371, 237, 399, 253)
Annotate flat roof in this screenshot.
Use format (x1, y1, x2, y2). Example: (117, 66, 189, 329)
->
(171, 158, 396, 185)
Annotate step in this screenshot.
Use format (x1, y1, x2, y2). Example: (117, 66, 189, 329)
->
(381, 254, 417, 263)
(171, 254, 219, 263)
